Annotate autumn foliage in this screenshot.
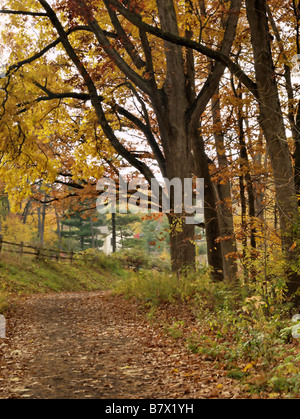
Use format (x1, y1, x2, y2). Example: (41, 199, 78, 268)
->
(0, 0, 299, 296)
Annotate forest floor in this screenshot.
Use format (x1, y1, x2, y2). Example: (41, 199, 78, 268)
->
(0, 291, 250, 399)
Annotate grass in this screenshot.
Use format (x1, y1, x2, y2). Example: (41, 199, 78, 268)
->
(112, 266, 211, 306)
(0, 251, 124, 312)
(0, 291, 8, 313)
(0, 247, 167, 313)
(0, 248, 299, 398)
(113, 268, 300, 398)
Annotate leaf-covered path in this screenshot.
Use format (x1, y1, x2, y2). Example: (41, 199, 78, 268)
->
(0, 292, 243, 399)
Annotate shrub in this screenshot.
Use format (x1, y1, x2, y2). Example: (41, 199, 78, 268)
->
(113, 266, 212, 306)
(76, 249, 121, 272)
(0, 291, 8, 313)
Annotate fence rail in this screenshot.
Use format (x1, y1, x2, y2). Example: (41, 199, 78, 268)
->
(0, 235, 81, 263)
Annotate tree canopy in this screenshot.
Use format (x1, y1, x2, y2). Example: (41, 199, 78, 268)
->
(1, 0, 300, 296)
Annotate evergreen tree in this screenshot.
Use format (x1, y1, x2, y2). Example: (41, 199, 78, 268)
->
(61, 211, 106, 251)
(111, 213, 140, 250)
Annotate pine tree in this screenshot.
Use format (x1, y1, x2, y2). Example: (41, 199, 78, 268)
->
(61, 212, 106, 251)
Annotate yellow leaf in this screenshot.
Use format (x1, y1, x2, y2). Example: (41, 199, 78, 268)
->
(243, 363, 254, 373)
(269, 393, 280, 399)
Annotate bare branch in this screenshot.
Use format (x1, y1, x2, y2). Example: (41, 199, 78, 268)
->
(32, 80, 94, 101)
(106, 0, 258, 99)
(102, 0, 146, 70)
(37, 0, 156, 185)
(187, 0, 242, 130)
(0, 9, 47, 16)
(4, 26, 117, 79)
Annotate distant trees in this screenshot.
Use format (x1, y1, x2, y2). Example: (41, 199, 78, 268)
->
(1, 0, 300, 296)
(61, 211, 106, 251)
(0, 0, 242, 278)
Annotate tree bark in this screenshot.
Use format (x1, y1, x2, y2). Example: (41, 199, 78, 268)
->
(55, 208, 62, 251)
(191, 132, 224, 281)
(155, 0, 196, 272)
(154, 0, 239, 278)
(211, 87, 238, 280)
(246, 0, 300, 294)
(112, 212, 117, 253)
(37, 203, 46, 246)
(37, 0, 240, 277)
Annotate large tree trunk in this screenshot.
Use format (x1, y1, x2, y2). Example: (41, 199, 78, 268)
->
(168, 214, 195, 272)
(155, 0, 197, 272)
(246, 0, 300, 294)
(155, 0, 230, 278)
(295, 103, 300, 203)
(163, 139, 196, 272)
(191, 132, 224, 281)
(212, 87, 238, 280)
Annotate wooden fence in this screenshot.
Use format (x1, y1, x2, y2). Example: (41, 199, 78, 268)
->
(0, 235, 78, 263)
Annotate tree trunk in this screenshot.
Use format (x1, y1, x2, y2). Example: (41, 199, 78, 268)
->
(155, 0, 197, 273)
(246, 0, 300, 294)
(192, 133, 224, 281)
(55, 208, 62, 251)
(22, 200, 31, 225)
(90, 216, 95, 248)
(164, 149, 196, 272)
(168, 214, 195, 273)
(295, 102, 300, 203)
(37, 203, 46, 246)
(212, 87, 238, 280)
(236, 87, 256, 249)
(155, 0, 234, 278)
(112, 213, 117, 253)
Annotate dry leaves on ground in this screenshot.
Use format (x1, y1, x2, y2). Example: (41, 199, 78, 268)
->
(0, 291, 246, 399)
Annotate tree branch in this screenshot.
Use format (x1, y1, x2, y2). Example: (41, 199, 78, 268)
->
(106, 0, 258, 98)
(32, 80, 96, 101)
(4, 26, 116, 79)
(114, 103, 166, 176)
(37, 0, 156, 185)
(187, 0, 242, 130)
(76, 1, 151, 95)
(102, 0, 146, 70)
(0, 9, 47, 16)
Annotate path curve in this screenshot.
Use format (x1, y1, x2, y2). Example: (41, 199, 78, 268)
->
(0, 292, 241, 399)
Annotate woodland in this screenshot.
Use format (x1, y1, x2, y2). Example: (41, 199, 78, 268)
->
(0, 0, 300, 400)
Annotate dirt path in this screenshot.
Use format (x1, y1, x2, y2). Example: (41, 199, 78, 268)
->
(0, 292, 242, 399)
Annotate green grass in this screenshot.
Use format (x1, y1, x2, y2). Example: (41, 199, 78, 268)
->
(112, 266, 212, 306)
(0, 247, 167, 313)
(113, 268, 300, 398)
(0, 251, 124, 311)
(1, 248, 299, 398)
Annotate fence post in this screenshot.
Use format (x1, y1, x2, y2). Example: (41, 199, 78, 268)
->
(0, 235, 2, 254)
(20, 241, 24, 257)
(36, 247, 40, 260)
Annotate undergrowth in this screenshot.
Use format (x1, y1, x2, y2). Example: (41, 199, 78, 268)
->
(114, 267, 300, 398)
(1, 246, 299, 398)
(0, 250, 123, 302)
